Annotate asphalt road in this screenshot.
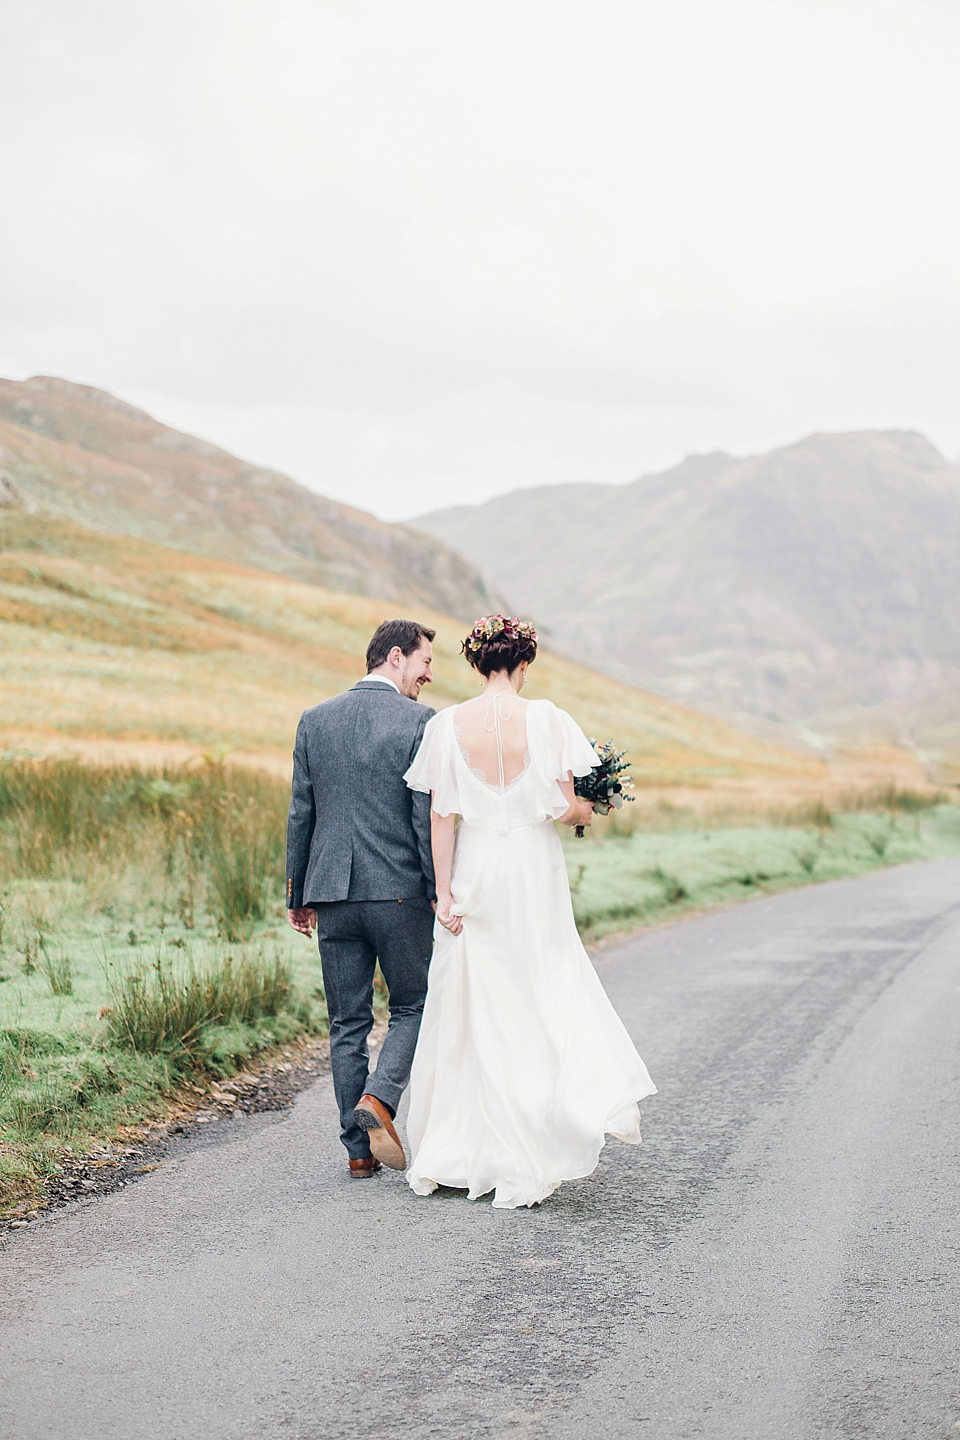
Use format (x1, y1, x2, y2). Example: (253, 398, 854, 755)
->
(3, 859, 960, 1440)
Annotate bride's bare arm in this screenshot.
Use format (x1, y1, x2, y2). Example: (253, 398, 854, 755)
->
(556, 774, 594, 829)
(430, 804, 463, 934)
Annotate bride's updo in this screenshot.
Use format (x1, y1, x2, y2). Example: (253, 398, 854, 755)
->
(462, 614, 538, 677)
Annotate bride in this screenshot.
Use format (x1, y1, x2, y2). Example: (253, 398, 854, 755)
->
(403, 614, 656, 1209)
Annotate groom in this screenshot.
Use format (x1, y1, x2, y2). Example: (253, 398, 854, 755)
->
(286, 619, 437, 1178)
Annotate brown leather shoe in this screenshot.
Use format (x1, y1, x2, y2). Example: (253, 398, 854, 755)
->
(348, 1157, 382, 1179)
(354, 1094, 407, 1170)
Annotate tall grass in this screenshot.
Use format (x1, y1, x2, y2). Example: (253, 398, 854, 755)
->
(0, 756, 288, 925)
(205, 805, 272, 939)
(0, 757, 321, 1214)
(108, 952, 292, 1060)
(38, 942, 73, 996)
(591, 783, 949, 839)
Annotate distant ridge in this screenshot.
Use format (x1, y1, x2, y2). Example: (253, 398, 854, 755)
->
(415, 430, 960, 755)
(0, 375, 502, 621)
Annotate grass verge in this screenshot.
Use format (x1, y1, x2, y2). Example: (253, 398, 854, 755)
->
(566, 787, 960, 940)
(0, 757, 327, 1214)
(2, 758, 959, 1215)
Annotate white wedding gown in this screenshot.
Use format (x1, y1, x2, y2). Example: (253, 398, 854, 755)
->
(403, 697, 656, 1209)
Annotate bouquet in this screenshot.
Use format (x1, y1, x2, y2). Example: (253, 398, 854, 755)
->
(573, 740, 634, 838)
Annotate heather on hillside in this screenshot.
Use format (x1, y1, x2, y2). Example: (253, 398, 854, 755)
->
(0, 508, 808, 786)
(0, 373, 501, 621)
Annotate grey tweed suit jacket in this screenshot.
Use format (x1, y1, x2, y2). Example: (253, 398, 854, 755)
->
(285, 681, 436, 907)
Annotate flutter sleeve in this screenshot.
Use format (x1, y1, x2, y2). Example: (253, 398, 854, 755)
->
(548, 704, 601, 778)
(527, 700, 599, 821)
(403, 709, 462, 817)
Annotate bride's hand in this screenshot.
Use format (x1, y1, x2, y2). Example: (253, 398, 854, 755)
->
(561, 799, 594, 828)
(435, 891, 463, 935)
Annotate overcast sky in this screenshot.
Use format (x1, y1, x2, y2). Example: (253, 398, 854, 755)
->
(1, 1, 959, 520)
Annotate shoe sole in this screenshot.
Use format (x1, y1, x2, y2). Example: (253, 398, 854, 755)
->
(355, 1103, 407, 1170)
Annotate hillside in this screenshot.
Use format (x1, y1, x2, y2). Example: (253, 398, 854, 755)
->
(415, 432, 960, 755)
(0, 508, 815, 788)
(0, 375, 500, 621)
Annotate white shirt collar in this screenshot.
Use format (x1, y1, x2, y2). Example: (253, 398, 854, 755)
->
(357, 674, 401, 695)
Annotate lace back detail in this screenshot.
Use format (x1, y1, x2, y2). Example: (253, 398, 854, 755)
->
(453, 695, 531, 794)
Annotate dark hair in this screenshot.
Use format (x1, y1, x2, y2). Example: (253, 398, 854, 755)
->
(461, 614, 538, 677)
(365, 619, 436, 672)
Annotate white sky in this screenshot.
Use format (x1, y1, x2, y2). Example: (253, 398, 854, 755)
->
(1, 0, 959, 519)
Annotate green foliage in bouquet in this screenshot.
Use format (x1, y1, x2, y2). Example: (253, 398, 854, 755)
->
(573, 740, 635, 837)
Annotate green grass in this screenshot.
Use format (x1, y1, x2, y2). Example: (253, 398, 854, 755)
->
(565, 792, 960, 940)
(3, 756, 959, 1215)
(0, 757, 327, 1213)
(107, 950, 295, 1060)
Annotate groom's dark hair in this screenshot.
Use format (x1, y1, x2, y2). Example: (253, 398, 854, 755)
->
(366, 619, 436, 672)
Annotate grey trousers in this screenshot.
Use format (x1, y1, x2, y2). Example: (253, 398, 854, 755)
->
(314, 898, 434, 1159)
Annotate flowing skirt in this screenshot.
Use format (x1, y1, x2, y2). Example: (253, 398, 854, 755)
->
(405, 819, 657, 1209)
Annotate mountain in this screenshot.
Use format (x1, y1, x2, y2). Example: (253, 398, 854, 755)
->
(414, 431, 960, 754)
(0, 507, 813, 787)
(0, 375, 501, 621)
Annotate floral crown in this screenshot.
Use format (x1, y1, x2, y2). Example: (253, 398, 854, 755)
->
(464, 614, 539, 654)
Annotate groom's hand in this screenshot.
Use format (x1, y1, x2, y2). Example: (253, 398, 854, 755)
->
(287, 906, 317, 937)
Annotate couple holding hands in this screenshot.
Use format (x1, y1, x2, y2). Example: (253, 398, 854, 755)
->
(286, 617, 654, 1210)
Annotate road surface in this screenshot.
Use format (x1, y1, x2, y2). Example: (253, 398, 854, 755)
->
(3, 859, 960, 1439)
